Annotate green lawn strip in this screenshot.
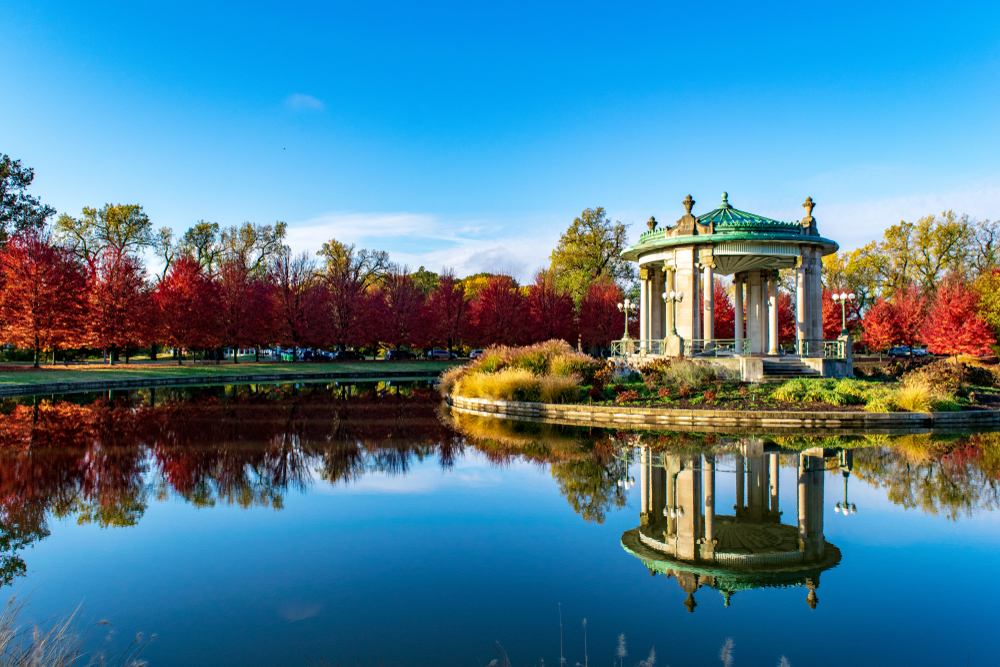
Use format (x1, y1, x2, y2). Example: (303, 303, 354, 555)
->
(0, 361, 459, 386)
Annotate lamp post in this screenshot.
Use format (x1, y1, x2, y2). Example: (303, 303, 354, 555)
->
(617, 298, 637, 340)
(834, 449, 857, 515)
(830, 291, 855, 335)
(662, 291, 684, 336)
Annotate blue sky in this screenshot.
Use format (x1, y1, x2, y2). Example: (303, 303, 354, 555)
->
(2, 1, 999, 279)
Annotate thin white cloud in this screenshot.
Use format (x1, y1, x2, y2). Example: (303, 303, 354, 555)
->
(285, 93, 325, 111)
(285, 211, 559, 281)
(760, 185, 1000, 252)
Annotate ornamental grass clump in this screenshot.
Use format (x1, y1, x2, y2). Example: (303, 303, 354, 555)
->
(659, 359, 716, 392)
(444, 340, 600, 403)
(771, 377, 960, 413)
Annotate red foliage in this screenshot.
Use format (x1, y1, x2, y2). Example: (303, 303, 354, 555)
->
(218, 260, 275, 361)
(893, 285, 929, 348)
(269, 251, 325, 352)
(381, 270, 426, 349)
(525, 271, 576, 344)
(155, 255, 222, 361)
(778, 291, 796, 343)
(712, 279, 735, 339)
(862, 298, 899, 352)
(470, 275, 526, 347)
(89, 249, 152, 360)
(578, 279, 624, 350)
(0, 229, 89, 366)
(425, 273, 468, 353)
(922, 279, 995, 356)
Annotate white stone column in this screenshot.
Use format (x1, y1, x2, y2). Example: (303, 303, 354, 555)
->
(650, 269, 663, 341)
(768, 274, 779, 355)
(796, 259, 807, 354)
(703, 264, 714, 344)
(735, 278, 744, 351)
(747, 271, 762, 354)
(638, 271, 648, 349)
(691, 265, 701, 343)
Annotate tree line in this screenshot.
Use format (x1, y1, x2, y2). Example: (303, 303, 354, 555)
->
(0, 154, 644, 367)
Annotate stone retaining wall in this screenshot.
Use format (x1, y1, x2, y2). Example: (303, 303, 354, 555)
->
(0, 370, 443, 398)
(450, 395, 1000, 433)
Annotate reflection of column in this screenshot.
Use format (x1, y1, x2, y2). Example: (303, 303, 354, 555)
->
(640, 446, 649, 525)
(797, 447, 826, 562)
(651, 458, 666, 520)
(769, 453, 780, 521)
(704, 265, 714, 343)
(768, 274, 779, 355)
(735, 278, 744, 350)
(666, 456, 678, 536)
(676, 456, 702, 561)
(748, 455, 762, 521)
(703, 454, 716, 559)
(735, 455, 745, 518)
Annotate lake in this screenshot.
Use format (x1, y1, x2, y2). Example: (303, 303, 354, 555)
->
(1, 382, 998, 666)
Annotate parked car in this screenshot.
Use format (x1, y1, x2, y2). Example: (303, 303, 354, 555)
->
(469, 349, 485, 360)
(333, 350, 366, 361)
(427, 349, 457, 360)
(888, 345, 931, 358)
(385, 349, 417, 361)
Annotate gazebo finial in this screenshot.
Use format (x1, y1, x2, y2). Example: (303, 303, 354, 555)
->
(802, 196, 816, 217)
(721, 192, 729, 207)
(647, 216, 658, 232)
(682, 195, 695, 214)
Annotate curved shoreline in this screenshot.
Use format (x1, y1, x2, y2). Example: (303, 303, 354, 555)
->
(0, 370, 443, 398)
(449, 395, 1000, 434)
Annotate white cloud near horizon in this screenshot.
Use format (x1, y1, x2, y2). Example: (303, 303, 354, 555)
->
(285, 211, 559, 281)
(285, 93, 325, 111)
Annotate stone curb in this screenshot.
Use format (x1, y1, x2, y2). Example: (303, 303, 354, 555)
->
(450, 395, 1000, 431)
(0, 370, 444, 398)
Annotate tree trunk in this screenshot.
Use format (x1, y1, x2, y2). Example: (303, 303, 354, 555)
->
(109, 344, 115, 366)
(33, 336, 40, 369)
(255, 347, 260, 363)
(233, 347, 238, 364)
(150, 343, 157, 361)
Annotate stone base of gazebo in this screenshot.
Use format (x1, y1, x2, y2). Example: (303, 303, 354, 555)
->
(613, 334, 853, 383)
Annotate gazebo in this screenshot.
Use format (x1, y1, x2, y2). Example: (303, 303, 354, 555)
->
(618, 193, 848, 379)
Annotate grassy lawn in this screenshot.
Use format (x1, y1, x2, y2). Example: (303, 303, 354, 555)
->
(0, 359, 460, 386)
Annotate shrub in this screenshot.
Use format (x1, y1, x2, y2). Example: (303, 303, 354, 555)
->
(615, 389, 639, 404)
(657, 386, 672, 399)
(893, 380, 936, 413)
(678, 385, 692, 399)
(456, 368, 541, 402)
(643, 374, 659, 392)
(661, 359, 715, 391)
(703, 389, 717, 403)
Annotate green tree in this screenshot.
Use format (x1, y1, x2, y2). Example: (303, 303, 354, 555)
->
(317, 239, 391, 287)
(0, 154, 56, 244)
(411, 266, 440, 295)
(55, 203, 153, 262)
(550, 207, 635, 301)
(179, 220, 223, 276)
(220, 220, 288, 275)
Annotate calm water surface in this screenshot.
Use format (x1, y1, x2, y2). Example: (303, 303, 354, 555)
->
(1, 383, 998, 666)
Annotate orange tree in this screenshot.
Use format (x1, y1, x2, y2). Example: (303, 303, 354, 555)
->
(0, 229, 88, 367)
(922, 279, 995, 356)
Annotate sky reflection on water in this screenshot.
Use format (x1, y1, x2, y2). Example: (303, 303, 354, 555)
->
(2, 384, 999, 666)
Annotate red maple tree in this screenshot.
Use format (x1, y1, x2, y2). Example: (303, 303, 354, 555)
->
(712, 279, 735, 339)
(922, 279, 995, 356)
(218, 259, 275, 363)
(0, 229, 89, 367)
(578, 279, 624, 351)
(89, 249, 152, 364)
(778, 291, 796, 343)
(155, 255, 222, 364)
(381, 269, 426, 350)
(269, 251, 325, 356)
(470, 275, 526, 347)
(526, 271, 576, 344)
(893, 285, 929, 349)
(862, 298, 899, 352)
(425, 272, 468, 354)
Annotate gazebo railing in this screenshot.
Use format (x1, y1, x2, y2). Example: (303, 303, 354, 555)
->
(610, 339, 667, 356)
(684, 339, 750, 357)
(798, 339, 846, 359)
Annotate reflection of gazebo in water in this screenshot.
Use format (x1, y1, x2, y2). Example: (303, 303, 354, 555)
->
(620, 440, 841, 611)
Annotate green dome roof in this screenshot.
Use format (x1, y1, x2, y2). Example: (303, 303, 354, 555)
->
(696, 192, 802, 233)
